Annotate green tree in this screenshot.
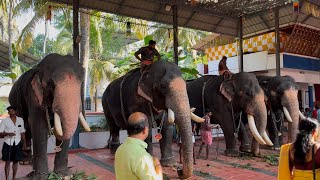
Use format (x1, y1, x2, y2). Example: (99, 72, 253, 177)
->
(27, 34, 54, 58)
(0, 100, 6, 115)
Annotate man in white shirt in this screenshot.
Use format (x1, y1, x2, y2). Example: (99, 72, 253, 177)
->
(0, 106, 27, 180)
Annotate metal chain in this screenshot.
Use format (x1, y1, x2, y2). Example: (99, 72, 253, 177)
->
(45, 107, 63, 150)
(270, 108, 283, 136)
(26, 170, 50, 177)
(160, 155, 174, 161)
(230, 102, 242, 139)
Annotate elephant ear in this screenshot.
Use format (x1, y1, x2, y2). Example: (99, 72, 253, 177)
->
(219, 79, 235, 102)
(31, 73, 43, 106)
(137, 71, 153, 103)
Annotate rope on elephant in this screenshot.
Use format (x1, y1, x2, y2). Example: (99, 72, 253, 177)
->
(120, 75, 128, 122)
(201, 76, 215, 116)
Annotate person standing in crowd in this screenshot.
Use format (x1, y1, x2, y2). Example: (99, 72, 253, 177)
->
(115, 112, 163, 180)
(197, 112, 219, 160)
(0, 106, 27, 180)
(278, 118, 320, 179)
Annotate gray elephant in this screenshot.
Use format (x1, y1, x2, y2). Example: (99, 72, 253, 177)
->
(258, 75, 301, 149)
(187, 73, 273, 156)
(9, 54, 90, 179)
(102, 60, 203, 179)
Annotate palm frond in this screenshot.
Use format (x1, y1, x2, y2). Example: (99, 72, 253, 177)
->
(16, 14, 43, 52)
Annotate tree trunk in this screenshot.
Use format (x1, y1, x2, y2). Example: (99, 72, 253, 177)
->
(94, 88, 98, 112)
(43, 20, 48, 57)
(80, 9, 90, 104)
(8, 0, 14, 83)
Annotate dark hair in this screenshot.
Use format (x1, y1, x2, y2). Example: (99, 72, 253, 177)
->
(294, 118, 319, 164)
(6, 106, 17, 111)
(127, 116, 149, 136)
(149, 40, 156, 45)
(222, 56, 227, 59)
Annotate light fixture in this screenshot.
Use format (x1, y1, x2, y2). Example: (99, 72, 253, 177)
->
(165, 5, 171, 12)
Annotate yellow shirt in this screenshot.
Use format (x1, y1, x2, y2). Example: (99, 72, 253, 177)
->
(115, 137, 161, 180)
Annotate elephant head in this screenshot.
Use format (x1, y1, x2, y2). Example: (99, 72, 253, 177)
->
(31, 54, 89, 141)
(220, 73, 272, 152)
(260, 76, 299, 142)
(137, 60, 194, 178)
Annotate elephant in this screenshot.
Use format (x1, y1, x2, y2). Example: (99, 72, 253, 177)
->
(102, 60, 203, 179)
(257, 75, 301, 149)
(9, 54, 90, 179)
(187, 72, 273, 156)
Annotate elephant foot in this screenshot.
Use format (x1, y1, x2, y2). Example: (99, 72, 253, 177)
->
(26, 171, 49, 180)
(251, 151, 261, 157)
(271, 146, 281, 151)
(160, 156, 176, 167)
(54, 167, 74, 178)
(225, 149, 240, 157)
(239, 144, 251, 153)
(108, 141, 120, 154)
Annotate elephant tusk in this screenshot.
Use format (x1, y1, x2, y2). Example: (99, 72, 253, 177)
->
(299, 110, 306, 120)
(54, 113, 63, 137)
(283, 107, 293, 123)
(261, 131, 274, 146)
(191, 112, 205, 123)
(79, 112, 91, 132)
(168, 109, 175, 124)
(247, 115, 266, 145)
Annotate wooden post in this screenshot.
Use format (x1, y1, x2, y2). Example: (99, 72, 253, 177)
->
(71, 0, 80, 149)
(275, 7, 281, 76)
(239, 16, 243, 72)
(173, 5, 178, 65)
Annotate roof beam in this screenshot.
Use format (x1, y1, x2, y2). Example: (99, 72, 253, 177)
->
(259, 15, 271, 30)
(116, 0, 126, 13)
(183, 11, 195, 26)
(151, 4, 162, 21)
(301, 14, 312, 23)
(211, 18, 224, 32)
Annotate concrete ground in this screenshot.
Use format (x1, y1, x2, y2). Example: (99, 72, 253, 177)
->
(0, 137, 279, 180)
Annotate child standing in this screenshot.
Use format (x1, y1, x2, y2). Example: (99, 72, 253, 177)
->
(197, 112, 218, 160)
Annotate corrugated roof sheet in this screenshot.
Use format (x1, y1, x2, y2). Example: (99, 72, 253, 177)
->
(48, 0, 320, 38)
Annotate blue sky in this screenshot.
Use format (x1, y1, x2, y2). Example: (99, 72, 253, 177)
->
(16, 10, 59, 39)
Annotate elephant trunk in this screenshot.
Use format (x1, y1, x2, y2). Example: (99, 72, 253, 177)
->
(166, 78, 193, 179)
(282, 89, 299, 142)
(53, 76, 82, 141)
(246, 89, 271, 153)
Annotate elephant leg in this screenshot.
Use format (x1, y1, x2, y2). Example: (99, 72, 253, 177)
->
(159, 119, 175, 167)
(54, 139, 71, 177)
(220, 121, 239, 157)
(238, 121, 250, 153)
(29, 110, 49, 180)
(107, 116, 121, 154)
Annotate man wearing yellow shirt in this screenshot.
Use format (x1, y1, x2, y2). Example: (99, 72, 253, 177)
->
(115, 112, 163, 180)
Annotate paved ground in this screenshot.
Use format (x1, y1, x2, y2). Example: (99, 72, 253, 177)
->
(0, 137, 279, 180)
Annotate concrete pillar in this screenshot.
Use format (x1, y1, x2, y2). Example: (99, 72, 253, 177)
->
(173, 5, 178, 65)
(275, 7, 281, 76)
(238, 16, 243, 72)
(71, 0, 80, 149)
(308, 85, 314, 109)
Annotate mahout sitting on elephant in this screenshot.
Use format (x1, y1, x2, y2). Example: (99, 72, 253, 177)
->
(102, 60, 204, 179)
(9, 54, 90, 180)
(187, 72, 273, 156)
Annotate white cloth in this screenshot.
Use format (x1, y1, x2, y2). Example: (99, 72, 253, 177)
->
(0, 116, 25, 145)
